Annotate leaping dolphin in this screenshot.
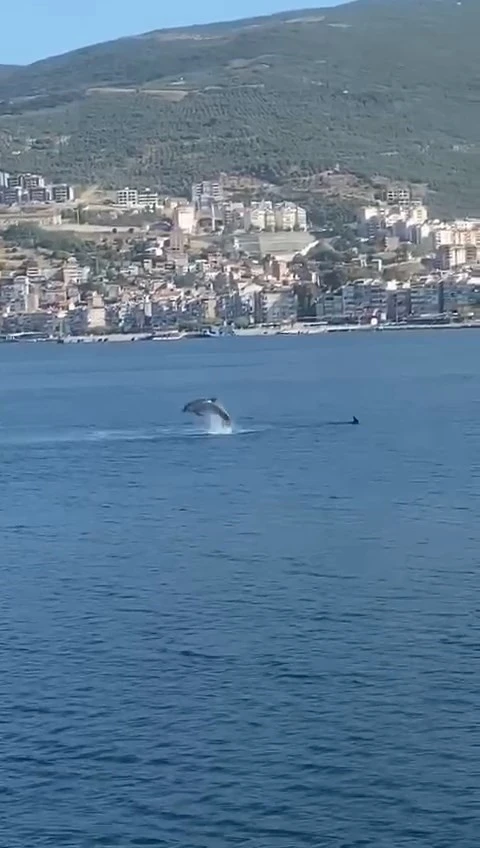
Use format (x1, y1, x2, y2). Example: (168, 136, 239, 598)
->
(182, 398, 232, 426)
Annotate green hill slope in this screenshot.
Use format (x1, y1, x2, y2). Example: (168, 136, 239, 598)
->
(0, 66, 18, 82)
(0, 0, 478, 214)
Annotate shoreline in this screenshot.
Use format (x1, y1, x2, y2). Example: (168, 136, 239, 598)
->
(234, 322, 480, 336)
(2, 321, 480, 344)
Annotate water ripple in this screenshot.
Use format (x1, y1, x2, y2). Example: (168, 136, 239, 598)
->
(2, 335, 480, 846)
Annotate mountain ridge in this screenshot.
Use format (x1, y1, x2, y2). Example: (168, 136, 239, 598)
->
(0, 4, 360, 97)
(0, 0, 478, 215)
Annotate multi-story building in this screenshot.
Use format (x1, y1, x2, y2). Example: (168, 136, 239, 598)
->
(2, 187, 27, 205)
(432, 221, 480, 251)
(137, 189, 158, 210)
(386, 284, 411, 322)
(255, 288, 298, 324)
(359, 206, 381, 224)
(407, 204, 428, 226)
(29, 187, 51, 203)
(25, 263, 43, 282)
(173, 204, 196, 234)
(409, 280, 441, 316)
(169, 227, 186, 254)
(201, 295, 217, 323)
(358, 205, 385, 238)
(66, 306, 88, 335)
(436, 244, 477, 270)
(237, 281, 263, 323)
(385, 186, 411, 204)
(442, 278, 476, 315)
(24, 282, 40, 314)
(433, 227, 455, 248)
(23, 174, 45, 190)
(51, 184, 74, 203)
(245, 201, 308, 232)
(143, 296, 153, 328)
(63, 257, 82, 286)
(7, 175, 23, 189)
(0, 275, 31, 313)
(264, 257, 289, 282)
(221, 202, 245, 229)
(0, 173, 73, 205)
(192, 180, 224, 207)
(274, 202, 307, 231)
(117, 187, 138, 209)
(245, 201, 276, 231)
(342, 279, 387, 320)
(316, 291, 344, 320)
(87, 293, 106, 330)
(360, 202, 429, 242)
(410, 223, 432, 245)
(117, 187, 157, 210)
(1, 309, 55, 336)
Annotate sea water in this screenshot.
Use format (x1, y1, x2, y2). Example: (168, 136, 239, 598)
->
(1, 333, 479, 847)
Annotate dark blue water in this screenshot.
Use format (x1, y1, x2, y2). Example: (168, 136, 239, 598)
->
(1, 333, 479, 847)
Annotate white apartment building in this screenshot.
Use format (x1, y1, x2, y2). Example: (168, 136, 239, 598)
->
(245, 201, 276, 231)
(137, 190, 158, 209)
(117, 187, 138, 208)
(360, 203, 429, 241)
(436, 244, 477, 270)
(432, 222, 480, 250)
(274, 202, 307, 231)
(245, 201, 307, 232)
(117, 188, 158, 210)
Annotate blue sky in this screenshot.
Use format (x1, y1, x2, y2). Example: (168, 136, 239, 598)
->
(3, 0, 345, 65)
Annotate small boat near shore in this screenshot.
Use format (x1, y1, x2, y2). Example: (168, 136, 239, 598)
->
(152, 329, 186, 341)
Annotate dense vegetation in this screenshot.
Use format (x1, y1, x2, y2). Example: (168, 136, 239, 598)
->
(0, 67, 17, 82)
(0, 0, 479, 214)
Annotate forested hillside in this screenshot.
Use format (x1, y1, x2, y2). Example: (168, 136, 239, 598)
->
(0, 0, 478, 214)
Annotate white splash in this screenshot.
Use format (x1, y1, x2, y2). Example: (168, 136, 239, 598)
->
(204, 413, 233, 435)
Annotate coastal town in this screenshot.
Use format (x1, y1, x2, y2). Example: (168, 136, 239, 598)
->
(1, 169, 480, 341)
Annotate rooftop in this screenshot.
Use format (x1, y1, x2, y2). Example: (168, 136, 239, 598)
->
(234, 232, 317, 262)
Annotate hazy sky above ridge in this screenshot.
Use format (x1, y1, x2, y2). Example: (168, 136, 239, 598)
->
(3, 0, 346, 64)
